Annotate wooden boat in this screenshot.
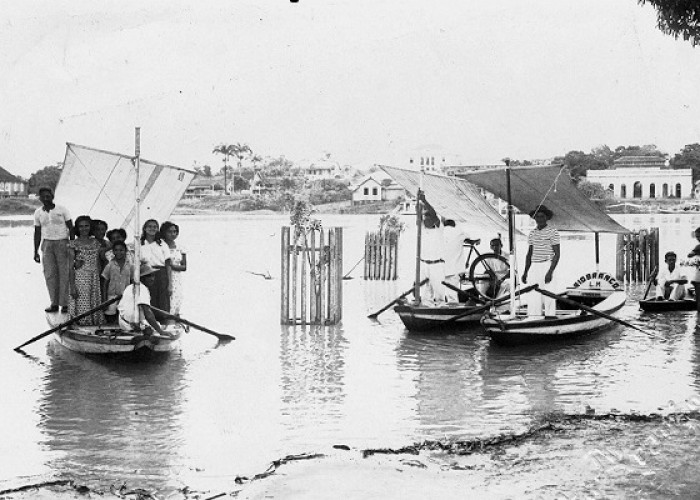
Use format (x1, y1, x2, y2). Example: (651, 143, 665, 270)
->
(483, 289, 626, 345)
(639, 297, 697, 312)
(382, 165, 630, 335)
(460, 164, 630, 345)
(46, 312, 183, 356)
(46, 134, 196, 357)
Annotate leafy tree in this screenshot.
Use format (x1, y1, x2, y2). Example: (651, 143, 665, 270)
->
(552, 151, 607, 180)
(590, 145, 614, 167)
(213, 144, 234, 194)
(670, 143, 700, 181)
(577, 180, 610, 200)
(28, 164, 62, 194)
(638, 0, 700, 46)
(500, 157, 532, 166)
(612, 145, 665, 160)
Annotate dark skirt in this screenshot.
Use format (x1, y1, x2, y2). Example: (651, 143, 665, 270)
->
(146, 267, 170, 319)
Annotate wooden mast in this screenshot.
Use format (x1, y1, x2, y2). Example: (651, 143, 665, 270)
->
(132, 127, 142, 322)
(505, 160, 517, 319)
(413, 166, 424, 303)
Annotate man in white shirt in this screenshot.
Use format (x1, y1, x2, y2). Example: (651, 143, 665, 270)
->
(442, 219, 474, 302)
(479, 237, 511, 298)
(656, 251, 688, 300)
(118, 264, 170, 336)
(33, 187, 74, 313)
(418, 192, 446, 304)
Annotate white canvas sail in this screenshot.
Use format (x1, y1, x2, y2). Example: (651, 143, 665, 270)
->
(55, 143, 196, 230)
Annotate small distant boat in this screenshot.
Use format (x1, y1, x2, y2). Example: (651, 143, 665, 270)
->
(482, 289, 627, 345)
(639, 297, 696, 312)
(47, 134, 196, 358)
(658, 201, 700, 214)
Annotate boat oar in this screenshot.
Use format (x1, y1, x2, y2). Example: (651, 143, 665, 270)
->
(14, 295, 122, 353)
(367, 278, 429, 319)
(150, 306, 235, 341)
(534, 286, 647, 334)
(642, 266, 658, 300)
(343, 255, 365, 280)
(443, 284, 538, 326)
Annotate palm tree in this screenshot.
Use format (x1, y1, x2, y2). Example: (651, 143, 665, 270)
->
(212, 144, 233, 195)
(230, 143, 252, 192)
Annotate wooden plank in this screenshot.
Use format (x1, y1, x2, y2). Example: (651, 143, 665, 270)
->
(328, 228, 336, 323)
(301, 231, 307, 325)
(309, 229, 316, 324)
(615, 233, 624, 282)
(364, 232, 369, 279)
(337, 227, 343, 322)
(281, 226, 289, 324)
(319, 228, 326, 324)
(291, 229, 298, 324)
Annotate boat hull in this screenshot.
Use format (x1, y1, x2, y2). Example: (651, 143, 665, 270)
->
(47, 314, 182, 357)
(482, 292, 627, 345)
(639, 298, 696, 312)
(393, 302, 484, 332)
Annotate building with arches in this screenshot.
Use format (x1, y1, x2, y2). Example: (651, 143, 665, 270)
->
(586, 156, 693, 199)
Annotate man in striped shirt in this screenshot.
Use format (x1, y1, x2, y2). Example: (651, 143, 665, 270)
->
(522, 205, 560, 317)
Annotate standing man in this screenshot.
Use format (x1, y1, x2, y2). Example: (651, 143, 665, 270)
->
(33, 187, 74, 313)
(522, 205, 560, 317)
(418, 192, 446, 304)
(442, 219, 474, 302)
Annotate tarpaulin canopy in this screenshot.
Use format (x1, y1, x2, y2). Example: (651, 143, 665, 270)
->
(461, 165, 629, 233)
(381, 166, 516, 236)
(55, 143, 196, 232)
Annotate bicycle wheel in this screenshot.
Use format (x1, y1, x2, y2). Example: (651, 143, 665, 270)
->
(468, 253, 510, 300)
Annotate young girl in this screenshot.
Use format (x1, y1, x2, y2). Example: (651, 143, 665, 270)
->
(101, 241, 133, 324)
(161, 221, 187, 315)
(68, 215, 104, 325)
(139, 219, 171, 316)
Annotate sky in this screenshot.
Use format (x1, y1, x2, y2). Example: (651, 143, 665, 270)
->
(1, 0, 700, 177)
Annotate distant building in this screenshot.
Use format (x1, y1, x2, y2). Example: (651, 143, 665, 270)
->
(184, 175, 223, 198)
(351, 172, 410, 205)
(0, 166, 28, 197)
(586, 156, 692, 199)
(301, 156, 342, 181)
(406, 145, 464, 173)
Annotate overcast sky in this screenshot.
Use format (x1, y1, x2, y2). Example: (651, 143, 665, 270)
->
(1, 0, 699, 177)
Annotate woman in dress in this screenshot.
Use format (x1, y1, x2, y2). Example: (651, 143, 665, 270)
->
(140, 219, 171, 316)
(161, 221, 187, 315)
(68, 215, 105, 325)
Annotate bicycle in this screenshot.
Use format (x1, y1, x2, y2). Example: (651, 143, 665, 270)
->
(457, 239, 511, 302)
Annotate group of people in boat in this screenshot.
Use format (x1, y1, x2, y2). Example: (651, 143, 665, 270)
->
(33, 187, 187, 333)
(419, 191, 560, 317)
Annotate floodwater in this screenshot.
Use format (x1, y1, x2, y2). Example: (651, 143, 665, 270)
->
(2, 212, 700, 498)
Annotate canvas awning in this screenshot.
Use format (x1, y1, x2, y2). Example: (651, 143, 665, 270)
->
(461, 165, 629, 233)
(381, 166, 516, 236)
(55, 143, 196, 231)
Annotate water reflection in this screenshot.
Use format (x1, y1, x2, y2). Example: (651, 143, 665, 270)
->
(38, 342, 188, 489)
(279, 325, 347, 443)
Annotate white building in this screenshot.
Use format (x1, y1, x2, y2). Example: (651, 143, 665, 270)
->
(406, 145, 464, 173)
(351, 172, 410, 205)
(586, 156, 692, 199)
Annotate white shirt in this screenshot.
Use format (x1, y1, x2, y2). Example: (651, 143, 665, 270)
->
(657, 265, 686, 288)
(118, 284, 152, 326)
(443, 225, 471, 275)
(421, 225, 444, 261)
(34, 204, 71, 240)
(140, 240, 170, 266)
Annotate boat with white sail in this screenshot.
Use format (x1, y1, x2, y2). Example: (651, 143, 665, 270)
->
(45, 133, 196, 357)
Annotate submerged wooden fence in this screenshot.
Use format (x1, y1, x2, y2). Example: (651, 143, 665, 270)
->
(615, 227, 659, 284)
(281, 226, 343, 325)
(364, 230, 399, 280)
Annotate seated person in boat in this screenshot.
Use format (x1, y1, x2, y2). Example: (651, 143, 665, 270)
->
(656, 251, 688, 300)
(418, 191, 446, 304)
(442, 218, 473, 302)
(117, 263, 171, 337)
(101, 241, 134, 324)
(478, 237, 511, 298)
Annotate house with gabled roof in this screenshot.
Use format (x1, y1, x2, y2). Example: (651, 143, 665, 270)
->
(0, 166, 28, 197)
(351, 172, 411, 205)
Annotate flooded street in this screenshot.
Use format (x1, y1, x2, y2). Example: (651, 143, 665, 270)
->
(2, 212, 700, 498)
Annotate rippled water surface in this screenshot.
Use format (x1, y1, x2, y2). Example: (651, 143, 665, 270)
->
(2, 212, 700, 493)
